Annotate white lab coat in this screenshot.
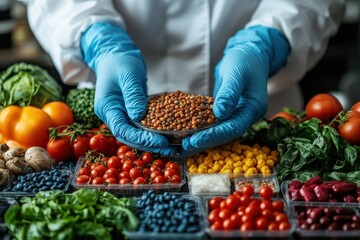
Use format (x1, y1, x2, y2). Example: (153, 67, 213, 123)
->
(25, 0, 344, 116)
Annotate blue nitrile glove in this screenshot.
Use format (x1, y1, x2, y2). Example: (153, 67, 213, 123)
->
(81, 22, 178, 156)
(182, 25, 291, 154)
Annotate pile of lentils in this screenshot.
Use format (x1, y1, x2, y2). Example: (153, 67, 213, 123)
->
(141, 91, 217, 131)
(136, 190, 202, 233)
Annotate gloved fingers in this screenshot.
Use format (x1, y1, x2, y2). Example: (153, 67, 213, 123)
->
(94, 93, 170, 149)
(213, 52, 249, 120)
(182, 95, 267, 151)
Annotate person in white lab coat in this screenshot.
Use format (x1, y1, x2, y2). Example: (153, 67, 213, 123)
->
(25, 0, 345, 156)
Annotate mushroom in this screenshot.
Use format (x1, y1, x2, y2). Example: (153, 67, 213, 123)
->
(0, 169, 10, 187)
(5, 157, 30, 175)
(3, 147, 26, 162)
(24, 147, 54, 171)
(0, 159, 5, 169)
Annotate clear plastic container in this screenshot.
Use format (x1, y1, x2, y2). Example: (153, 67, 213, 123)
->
(0, 197, 18, 232)
(234, 173, 280, 197)
(72, 157, 186, 196)
(131, 91, 219, 145)
(291, 205, 360, 237)
(203, 196, 296, 238)
(281, 180, 360, 207)
(122, 193, 206, 240)
(0, 169, 73, 197)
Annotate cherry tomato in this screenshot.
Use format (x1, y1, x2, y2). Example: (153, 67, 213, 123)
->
(76, 175, 90, 184)
(104, 177, 117, 184)
(90, 165, 107, 178)
(268, 111, 296, 122)
(117, 145, 131, 156)
(223, 219, 236, 231)
(106, 136, 119, 156)
(153, 175, 167, 184)
(351, 102, 360, 113)
(47, 137, 72, 163)
(218, 209, 232, 220)
(241, 215, 253, 225)
(78, 167, 90, 176)
(278, 221, 291, 230)
(91, 177, 105, 184)
(268, 222, 279, 231)
(133, 176, 147, 184)
(107, 156, 121, 169)
(142, 168, 151, 179)
(105, 168, 119, 177)
(133, 159, 146, 169)
(209, 197, 224, 210)
(230, 214, 241, 228)
(119, 178, 131, 184)
(225, 195, 240, 211)
(210, 221, 222, 231)
(338, 113, 360, 145)
(261, 209, 273, 220)
(129, 167, 143, 179)
(99, 123, 109, 130)
(275, 213, 288, 223)
(119, 171, 130, 180)
(150, 170, 163, 179)
(255, 217, 269, 230)
(153, 159, 166, 170)
(122, 160, 134, 172)
(208, 209, 221, 224)
(305, 93, 343, 124)
(241, 185, 255, 197)
(141, 152, 153, 165)
(245, 205, 261, 217)
(169, 175, 182, 183)
(125, 151, 138, 161)
(164, 168, 177, 179)
(239, 195, 251, 206)
(259, 186, 274, 199)
(89, 134, 108, 154)
(150, 164, 161, 172)
(271, 200, 285, 212)
(165, 162, 180, 173)
(72, 135, 90, 160)
(240, 222, 253, 231)
(103, 172, 115, 179)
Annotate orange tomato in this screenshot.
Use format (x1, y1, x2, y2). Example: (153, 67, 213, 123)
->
(42, 101, 74, 127)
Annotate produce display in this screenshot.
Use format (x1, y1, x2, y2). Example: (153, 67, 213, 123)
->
(1, 62, 360, 239)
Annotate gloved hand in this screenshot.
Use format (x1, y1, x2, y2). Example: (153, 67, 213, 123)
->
(81, 22, 178, 156)
(182, 25, 291, 155)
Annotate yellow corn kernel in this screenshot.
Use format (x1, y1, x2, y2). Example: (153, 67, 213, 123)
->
(198, 163, 208, 170)
(261, 146, 271, 154)
(220, 169, 232, 174)
(232, 155, 241, 162)
(222, 150, 231, 157)
(204, 156, 213, 164)
(212, 151, 223, 161)
(190, 164, 198, 169)
(252, 143, 261, 149)
(197, 167, 207, 173)
(212, 164, 222, 172)
(188, 168, 197, 173)
(233, 167, 243, 174)
(207, 169, 215, 173)
(222, 165, 233, 171)
(271, 150, 279, 158)
(233, 161, 243, 168)
(218, 160, 225, 166)
(260, 165, 271, 174)
(242, 164, 249, 172)
(256, 160, 266, 169)
(245, 151, 254, 158)
(186, 159, 195, 168)
(244, 167, 258, 177)
(267, 155, 278, 162)
(266, 159, 275, 168)
(196, 155, 205, 165)
(244, 158, 256, 167)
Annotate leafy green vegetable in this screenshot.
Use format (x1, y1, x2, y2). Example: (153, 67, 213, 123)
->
(0, 63, 63, 109)
(5, 189, 139, 240)
(242, 117, 360, 185)
(65, 88, 102, 128)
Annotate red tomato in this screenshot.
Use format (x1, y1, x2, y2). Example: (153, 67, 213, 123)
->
(240, 222, 253, 231)
(133, 176, 147, 184)
(268, 222, 279, 231)
(153, 159, 166, 169)
(222, 219, 236, 231)
(165, 162, 180, 173)
(164, 168, 177, 179)
(133, 159, 146, 169)
(90, 165, 107, 178)
(117, 145, 131, 156)
(261, 209, 273, 220)
(106, 136, 119, 156)
(105, 168, 119, 177)
(125, 151, 138, 161)
(122, 160, 134, 172)
(210, 221, 222, 231)
(119, 178, 131, 184)
(104, 177, 117, 184)
(209, 197, 224, 210)
(239, 195, 251, 206)
(208, 209, 221, 224)
(119, 171, 130, 180)
(72, 135, 90, 160)
(275, 213, 288, 223)
(142, 168, 151, 179)
(225, 195, 240, 211)
(351, 102, 360, 113)
(268, 111, 296, 122)
(150, 164, 161, 172)
(129, 167, 143, 179)
(260, 199, 273, 210)
(47, 137, 72, 163)
(245, 204, 261, 217)
(230, 214, 241, 228)
(278, 221, 291, 230)
(169, 175, 181, 183)
(91, 177, 105, 184)
(107, 156, 121, 169)
(271, 200, 285, 212)
(259, 186, 274, 199)
(241, 185, 255, 197)
(78, 167, 90, 176)
(153, 175, 167, 184)
(103, 172, 115, 179)
(305, 93, 343, 124)
(150, 170, 163, 179)
(76, 175, 90, 184)
(338, 113, 360, 145)
(218, 209, 232, 220)
(89, 134, 108, 154)
(141, 152, 153, 165)
(255, 217, 269, 230)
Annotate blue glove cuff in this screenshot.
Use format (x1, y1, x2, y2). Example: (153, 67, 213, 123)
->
(80, 22, 144, 72)
(226, 25, 291, 77)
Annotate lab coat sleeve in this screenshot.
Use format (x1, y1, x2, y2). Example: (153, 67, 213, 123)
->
(25, 0, 125, 85)
(246, 0, 345, 95)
